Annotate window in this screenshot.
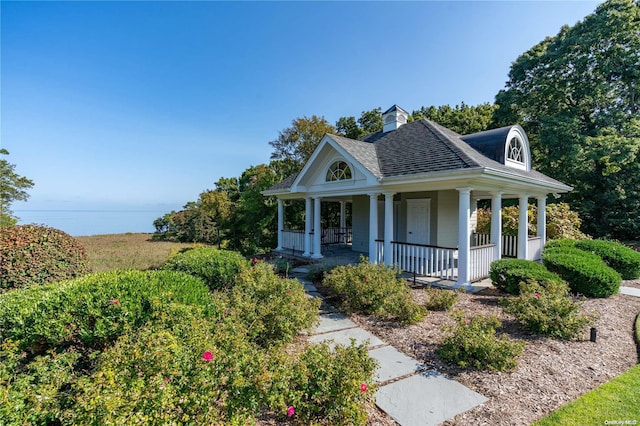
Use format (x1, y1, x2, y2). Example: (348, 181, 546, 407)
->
(507, 137, 524, 164)
(326, 161, 352, 181)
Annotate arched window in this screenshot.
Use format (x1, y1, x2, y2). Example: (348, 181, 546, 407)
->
(507, 137, 525, 164)
(326, 161, 352, 182)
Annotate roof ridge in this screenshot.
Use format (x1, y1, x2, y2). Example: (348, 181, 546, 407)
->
(418, 119, 479, 168)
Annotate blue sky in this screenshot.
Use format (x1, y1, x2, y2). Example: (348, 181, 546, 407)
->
(3, 1, 600, 217)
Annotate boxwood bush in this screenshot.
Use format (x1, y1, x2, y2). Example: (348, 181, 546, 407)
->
(574, 239, 640, 280)
(163, 247, 249, 290)
(0, 225, 90, 291)
(543, 247, 621, 298)
(490, 259, 568, 295)
(322, 256, 425, 324)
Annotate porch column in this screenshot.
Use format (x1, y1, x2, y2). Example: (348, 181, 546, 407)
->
(312, 197, 323, 259)
(456, 187, 472, 287)
(339, 201, 346, 244)
(369, 192, 379, 263)
(276, 198, 284, 251)
(491, 192, 503, 260)
(383, 192, 395, 266)
(537, 195, 547, 247)
(303, 197, 312, 257)
(518, 195, 529, 260)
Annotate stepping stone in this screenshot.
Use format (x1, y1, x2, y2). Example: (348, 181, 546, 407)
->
(319, 300, 338, 314)
(307, 291, 323, 299)
(303, 283, 317, 292)
(291, 266, 310, 274)
(313, 312, 357, 334)
(308, 327, 384, 350)
(620, 286, 640, 297)
(376, 372, 487, 426)
(368, 346, 424, 383)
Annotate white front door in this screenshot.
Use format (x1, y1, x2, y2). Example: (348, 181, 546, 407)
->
(406, 199, 431, 245)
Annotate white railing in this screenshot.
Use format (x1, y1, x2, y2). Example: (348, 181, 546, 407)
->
(323, 227, 352, 245)
(471, 233, 518, 258)
(527, 237, 542, 261)
(470, 244, 496, 282)
(281, 229, 304, 252)
(375, 240, 384, 263)
(377, 240, 458, 280)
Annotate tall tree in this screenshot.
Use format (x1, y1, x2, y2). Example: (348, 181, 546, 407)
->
(410, 102, 497, 135)
(268, 115, 335, 170)
(0, 149, 34, 227)
(494, 0, 640, 239)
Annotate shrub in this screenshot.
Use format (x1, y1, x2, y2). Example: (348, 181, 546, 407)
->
(163, 247, 248, 290)
(501, 280, 596, 340)
(574, 239, 640, 280)
(322, 256, 425, 324)
(224, 261, 319, 347)
(0, 270, 212, 354)
(0, 225, 90, 291)
(490, 259, 568, 295)
(437, 311, 525, 372)
(544, 238, 578, 250)
(424, 287, 459, 311)
(543, 247, 621, 298)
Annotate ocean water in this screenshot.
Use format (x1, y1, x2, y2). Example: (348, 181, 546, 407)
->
(15, 210, 169, 236)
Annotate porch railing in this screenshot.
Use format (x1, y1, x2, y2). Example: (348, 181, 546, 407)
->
(322, 227, 352, 245)
(527, 237, 542, 261)
(472, 233, 518, 258)
(281, 229, 304, 252)
(470, 244, 496, 282)
(376, 240, 458, 281)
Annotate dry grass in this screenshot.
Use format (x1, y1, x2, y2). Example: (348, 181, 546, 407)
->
(76, 233, 198, 272)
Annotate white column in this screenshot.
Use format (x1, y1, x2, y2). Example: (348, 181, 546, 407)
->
(537, 195, 547, 247)
(457, 188, 472, 287)
(383, 192, 395, 265)
(491, 192, 502, 260)
(312, 197, 323, 258)
(276, 198, 284, 251)
(339, 201, 346, 244)
(518, 195, 529, 260)
(303, 197, 312, 257)
(369, 193, 379, 263)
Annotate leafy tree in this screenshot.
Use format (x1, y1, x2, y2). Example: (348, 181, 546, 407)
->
(335, 116, 361, 139)
(0, 149, 34, 227)
(410, 102, 497, 135)
(268, 115, 335, 170)
(494, 0, 640, 239)
(357, 107, 383, 135)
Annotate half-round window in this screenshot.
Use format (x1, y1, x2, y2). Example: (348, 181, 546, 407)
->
(326, 161, 352, 182)
(507, 136, 526, 167)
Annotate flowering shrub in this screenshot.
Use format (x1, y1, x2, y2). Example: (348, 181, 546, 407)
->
(543, 246, 621, 297)
(574, 239, 640, 280)
(501, 280, 596, 340)
(0, 225, 90, 291)
(490, 259, 568, 295)
(438, 311, 525, 372)
(163, 247, 249, 290)
(322, 256, 425, 324)
(424, 287, 459, 311)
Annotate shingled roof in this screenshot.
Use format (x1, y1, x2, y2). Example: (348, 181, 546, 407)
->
(266, 118, 568, 192)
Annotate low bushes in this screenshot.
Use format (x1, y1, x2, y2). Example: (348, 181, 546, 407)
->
(162, 247, 249, 290)
(437, 311, 525, 372)
(424, 287, 459, 311)
(502, 280, 596, 340)
(543, 247, 621, 298)
(490, 259, 568, 295)
(0, 225, 90, 291)
(322, 256, 425, 324)
(574, 239, 640, 280)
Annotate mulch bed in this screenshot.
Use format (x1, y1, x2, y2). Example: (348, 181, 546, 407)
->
(338, 280, 640, 425)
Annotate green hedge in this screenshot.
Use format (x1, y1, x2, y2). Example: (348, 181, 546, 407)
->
(574, 239, 640, 280)
(490, 259, 568, 295)
(0, 225, 90, 291)
(542, 247, 621, 298)
(544, 238, 577, 250)
(163, 247, 249, 290)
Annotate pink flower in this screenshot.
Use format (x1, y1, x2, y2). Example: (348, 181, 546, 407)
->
(287, 406, 295, 417)
(252, 257, 258, 265)
(364, 276, 369, 282)
(164, 377, 170, 383)
(286, 289, 291, 294)
(360, 383, 368, 392)
(110, 298, 120, 305)
(201, 351, 214, 361)
(534, 292, 541, 299)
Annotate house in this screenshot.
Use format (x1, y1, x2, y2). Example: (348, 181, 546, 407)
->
(263, 105, 571, 288)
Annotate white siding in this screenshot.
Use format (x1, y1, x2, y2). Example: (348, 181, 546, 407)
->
(437, 190, 458, 247)
(351, 195, 369, 253)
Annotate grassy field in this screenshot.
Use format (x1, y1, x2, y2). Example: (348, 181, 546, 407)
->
(534, 364, 640, 425)
(76, 233, 197, 272)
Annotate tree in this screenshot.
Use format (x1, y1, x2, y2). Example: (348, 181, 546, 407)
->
(0, 149, 34, 227)
(493, 0, 640, 239)
(410, 102, 497, 135)
(268, 115, 335, 170)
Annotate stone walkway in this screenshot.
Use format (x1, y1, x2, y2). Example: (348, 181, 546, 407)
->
(290, 267, 487, 426)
